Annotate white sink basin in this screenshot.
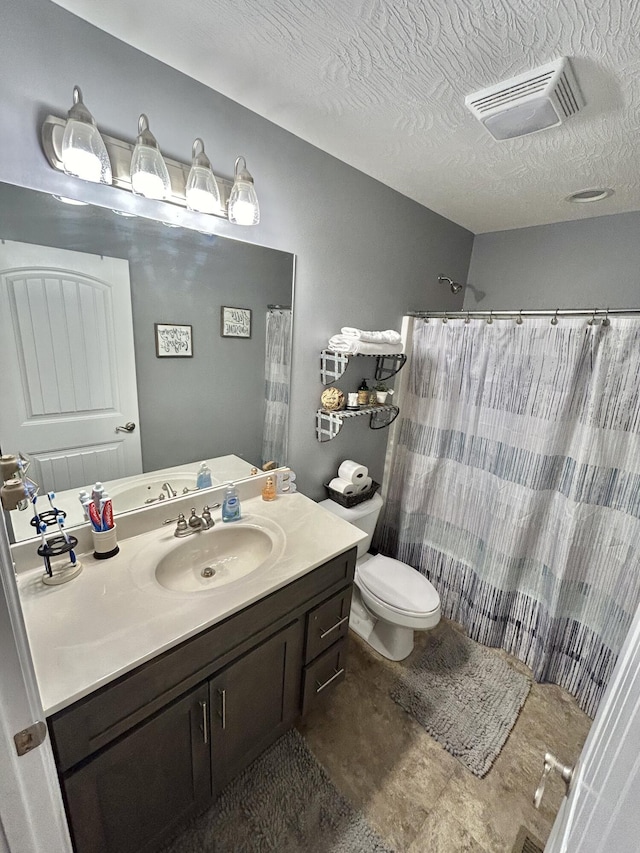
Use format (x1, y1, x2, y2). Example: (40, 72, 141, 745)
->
(130, 514, 287, 595)
(155, 526, 274, 592)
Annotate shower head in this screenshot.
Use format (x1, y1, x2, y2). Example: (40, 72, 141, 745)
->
(438, 275, 463, 294)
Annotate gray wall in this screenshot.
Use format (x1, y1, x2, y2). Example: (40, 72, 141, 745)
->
(0, 0, 473, 499)
(465, 211, 640, 310)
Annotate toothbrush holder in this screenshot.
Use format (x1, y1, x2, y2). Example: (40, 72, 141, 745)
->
(92, 524, 119, 560)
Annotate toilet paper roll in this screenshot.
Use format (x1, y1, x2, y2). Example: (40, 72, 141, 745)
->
(328, 477, 357, 496)
(338, 460, 368, 483)
(354, 476, 372, 494)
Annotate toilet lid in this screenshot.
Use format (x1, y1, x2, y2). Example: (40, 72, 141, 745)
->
(357, 554, 439, 614)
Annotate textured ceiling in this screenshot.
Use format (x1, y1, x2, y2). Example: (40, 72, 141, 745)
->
(52, 0, 640, 233)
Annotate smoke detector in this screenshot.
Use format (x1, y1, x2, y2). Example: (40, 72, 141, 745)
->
(465, 57, 584, 140)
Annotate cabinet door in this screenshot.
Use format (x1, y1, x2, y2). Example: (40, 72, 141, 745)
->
(209, 620, 302, 793)
(63, 683, 210, 853)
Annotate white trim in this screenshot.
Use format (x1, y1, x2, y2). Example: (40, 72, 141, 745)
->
(0, 515, 72, 853)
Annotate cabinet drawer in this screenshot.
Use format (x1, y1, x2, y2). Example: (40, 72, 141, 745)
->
(302, 638, 348, 715)
(305, 587, 352, 664)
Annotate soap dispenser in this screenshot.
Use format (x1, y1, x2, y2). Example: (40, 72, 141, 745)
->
(197, 462, 212, 489)
(261, 476, 276, 502)
(222, 482, 241, 522)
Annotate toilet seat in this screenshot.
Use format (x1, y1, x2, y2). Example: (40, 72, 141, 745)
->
(356, 554, 440, 614)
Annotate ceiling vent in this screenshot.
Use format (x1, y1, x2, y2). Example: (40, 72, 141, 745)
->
(465, 57, 584, 140)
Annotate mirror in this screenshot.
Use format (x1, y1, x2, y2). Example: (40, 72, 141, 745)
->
(0, 183, 294, 542)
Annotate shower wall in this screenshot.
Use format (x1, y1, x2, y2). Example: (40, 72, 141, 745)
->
(466, 210, 640, 310)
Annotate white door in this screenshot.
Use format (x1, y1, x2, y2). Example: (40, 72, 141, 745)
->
(0, 514, 72, 852)
(0, 240, 142, 492)
(544, 600, 640, 852)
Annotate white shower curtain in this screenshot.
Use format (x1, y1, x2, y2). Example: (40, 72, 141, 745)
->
(378, 316, 640, 716)
(262, 308, 291, 468)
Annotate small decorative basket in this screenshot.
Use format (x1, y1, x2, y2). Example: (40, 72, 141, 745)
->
(324, 479, 380, 509)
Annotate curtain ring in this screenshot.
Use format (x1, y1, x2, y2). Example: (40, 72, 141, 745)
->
(602, 308, 610, 327)
(442, 313, 448, 324)
(486, 310, 493, 325)
(587, 308, 597, 326)
(551, 309, 559, 326)
(516, 309, 523, 325)
(465, 311, 471, 324)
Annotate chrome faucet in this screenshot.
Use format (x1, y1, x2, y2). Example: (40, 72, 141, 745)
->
(164, 505, 218, 537)
(162, 482, 177, 498)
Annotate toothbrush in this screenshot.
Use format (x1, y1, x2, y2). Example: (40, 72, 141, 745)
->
(56, 514, 77, 566)
(37, 519, 48, 551)
(30, 493, 39, 532)
(47, 491, 60, 518)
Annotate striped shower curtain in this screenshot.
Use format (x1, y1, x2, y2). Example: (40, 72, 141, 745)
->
(262, 308, 291, 468)
(378, 316, 640, 716)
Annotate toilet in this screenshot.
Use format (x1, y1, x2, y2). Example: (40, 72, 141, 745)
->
(320, 492, 441, 660)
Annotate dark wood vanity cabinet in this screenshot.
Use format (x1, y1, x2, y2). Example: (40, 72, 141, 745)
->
(48, 547, 356, 853)
(62, 684, 211, 853)
(209, 619, 303, 795)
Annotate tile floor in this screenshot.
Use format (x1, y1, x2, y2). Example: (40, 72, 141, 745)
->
(297, 621, 592, 853)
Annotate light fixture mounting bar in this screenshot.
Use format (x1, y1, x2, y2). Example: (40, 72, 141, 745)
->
(41, 115, 233, 216)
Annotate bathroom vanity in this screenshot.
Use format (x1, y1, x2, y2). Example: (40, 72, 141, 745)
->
(15, 487, 364, 853)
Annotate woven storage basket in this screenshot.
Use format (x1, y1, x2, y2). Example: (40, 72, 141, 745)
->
(323, 479, 380, 509)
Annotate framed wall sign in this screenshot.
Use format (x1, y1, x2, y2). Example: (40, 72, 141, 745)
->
(155, 323, 193, 357)
(221, 306, 252, 338)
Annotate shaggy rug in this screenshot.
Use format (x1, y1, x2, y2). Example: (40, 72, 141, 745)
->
(391, 622, 531, 777)
(160, 728, 394, 853)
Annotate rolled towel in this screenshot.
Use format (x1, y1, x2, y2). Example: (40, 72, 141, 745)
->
(328, 335, 402, 355)
(341, 328, 402, 345)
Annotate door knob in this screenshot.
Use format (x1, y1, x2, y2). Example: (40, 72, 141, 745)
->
(115, 422, 136, 434)
(534, 751, 575, 808)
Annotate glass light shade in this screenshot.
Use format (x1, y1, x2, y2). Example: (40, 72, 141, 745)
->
(228, 157, 260, 226)
(61, 87, 112, 184)
(130, 115, 171, 200)
(186, 139, 221, 214)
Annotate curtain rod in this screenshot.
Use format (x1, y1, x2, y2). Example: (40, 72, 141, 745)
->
(407, 308, 640, 319)
(267, 304, 291, 310)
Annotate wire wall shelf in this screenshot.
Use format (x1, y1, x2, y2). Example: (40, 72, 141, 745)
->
(320, 350, 406, 385)
(315, 405, 399, 442)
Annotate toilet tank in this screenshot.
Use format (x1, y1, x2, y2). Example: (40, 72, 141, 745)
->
(319, 492, 384, 558)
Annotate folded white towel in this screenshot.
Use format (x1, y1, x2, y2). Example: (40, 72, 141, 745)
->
(341, 327, 402, 345)
(328, 335, 402, 355)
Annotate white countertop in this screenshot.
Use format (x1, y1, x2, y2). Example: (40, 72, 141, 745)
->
(17, 491, 366, 715)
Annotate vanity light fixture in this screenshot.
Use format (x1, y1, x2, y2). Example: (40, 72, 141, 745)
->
(228, 156, 260, 226)
(130, 114, 172, 200)
(60, 86, 112, 184)
(41, 88, 260, 225)
(186, 138, 221, 214)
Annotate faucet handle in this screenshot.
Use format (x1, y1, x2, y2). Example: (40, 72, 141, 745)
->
(164, 513, 188, 536)
(202, 505, 216, 528)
